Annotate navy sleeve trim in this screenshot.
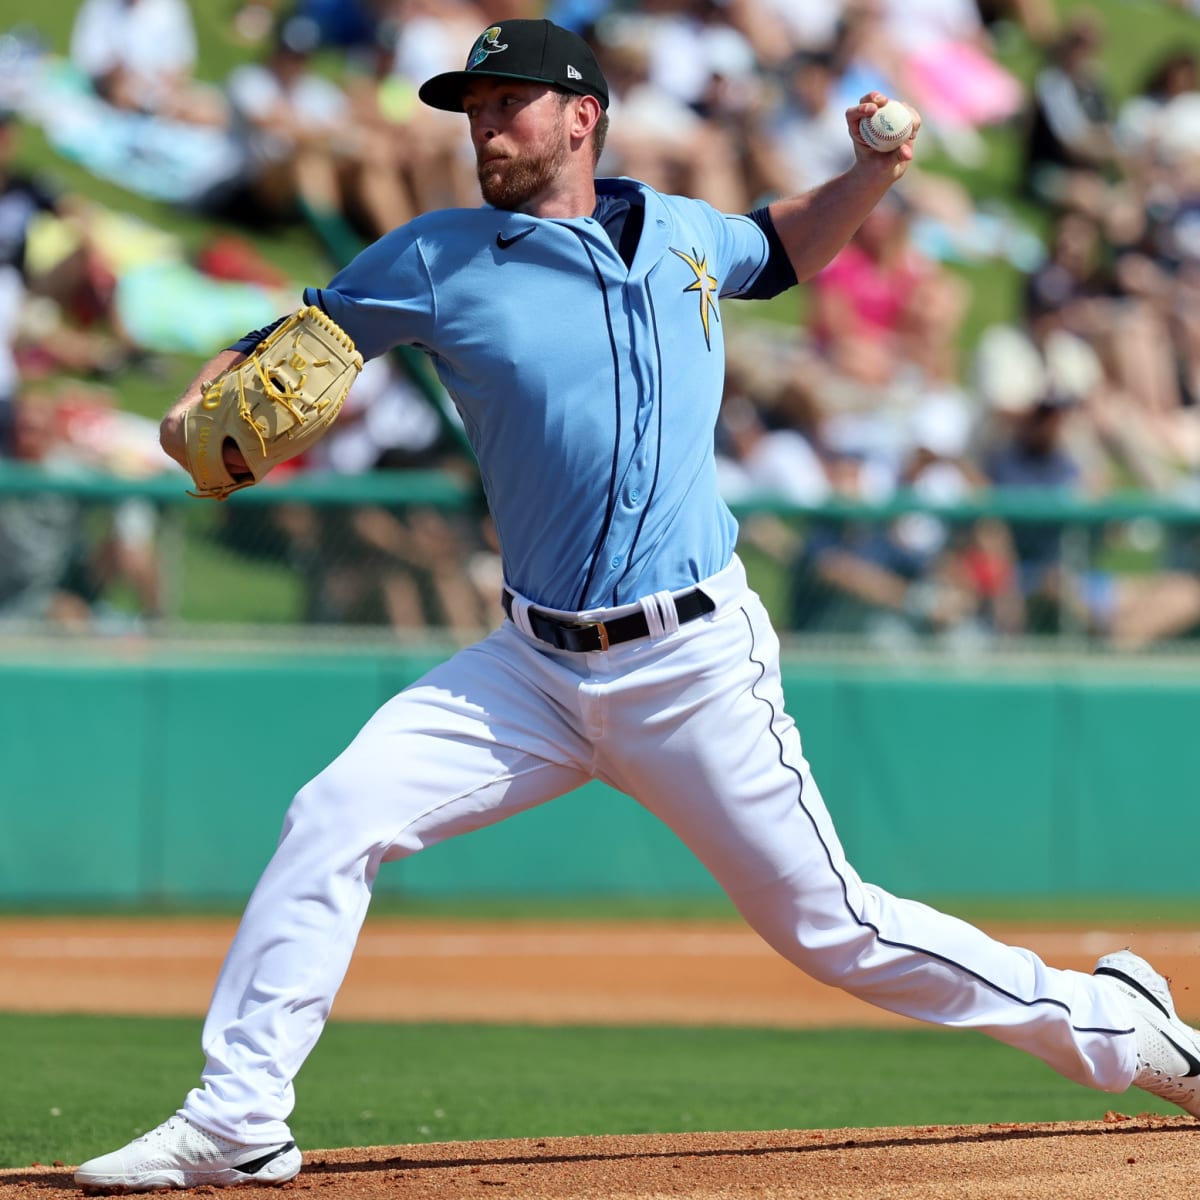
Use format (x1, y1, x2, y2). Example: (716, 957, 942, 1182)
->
(741, 207, 798, 301)
(226, 315, 289, 355)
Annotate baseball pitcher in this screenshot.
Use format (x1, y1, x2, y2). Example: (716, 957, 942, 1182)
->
(77, 17, 1200, 1193)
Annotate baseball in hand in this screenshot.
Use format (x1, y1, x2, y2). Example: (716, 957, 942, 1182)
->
(860, 100, 914, 152)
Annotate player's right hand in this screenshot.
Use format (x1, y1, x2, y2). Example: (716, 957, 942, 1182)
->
(159, 400, 250, 477)
(848, 92, 920, 177)
(159, 400, 191, 470)
(223, 442, 250, 477)
(159, 348, 249, 474)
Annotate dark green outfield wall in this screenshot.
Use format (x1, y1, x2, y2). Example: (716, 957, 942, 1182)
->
(3, 652, 1198, 903)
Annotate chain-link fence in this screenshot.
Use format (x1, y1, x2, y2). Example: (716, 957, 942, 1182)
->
(4, 461, 1200, 655)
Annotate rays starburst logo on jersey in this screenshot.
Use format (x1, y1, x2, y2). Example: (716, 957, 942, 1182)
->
(468, 26, 508, 69)
(671, 247, 719, 351)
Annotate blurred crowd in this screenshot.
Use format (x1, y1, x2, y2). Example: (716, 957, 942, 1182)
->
(2, 0, 1200, 649)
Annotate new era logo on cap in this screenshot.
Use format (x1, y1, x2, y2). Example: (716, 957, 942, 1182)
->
(417, 18, 610, 113)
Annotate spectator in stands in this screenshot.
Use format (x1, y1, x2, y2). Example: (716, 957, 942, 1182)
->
(978, 387, 1200, 649)
(624, 0, 762, 121)
(361, 0, 487, 212)
(0, 231, 125, 449)
(585, 3, 765, 212)
(736, 0, 845, 64)
(228, 0, 413, 52)
(0, 385, 166, 628)
(972, 310, 1125, 492)
(0, 112, 75, 290)
(1107, 82, 1200, 468)
(230, 0, 283, 47)
(338, 20, 448, 234)
(388, 0, 492, 85)
(221, 15, 412, 240)
(0, 110, 124, 365)
(285, 0, 384, 53)
(222, 13, 350, 227)
(277, 500, 492, 632)
(715, 389, 834, 509)
(813, 0, 1019, 165)
(590, 31, 750, 211)
(875, 0, 1024, 164)
(756, 49, 858, 198)
(756, 33, 1035, 272)
(755, 34, 1036, 274)
(0, 391, 132, 629)
(826, 0, 903, 114)
(269, 356, 494, 632)
(897, 395, 1024, 637)
(1022, 11, 1128, 225)
(975, 0, 1059, 45)
(714, 195, 973, 515)
(1114, 47, 1200, 179)
(809, 193, 963, 391)
(1027, 208, 1198, 482)
(69, 0, 228, 126)
(713, 357, 840, 580)
(788, 392, 992, 645)
(0, 391, 89, 627)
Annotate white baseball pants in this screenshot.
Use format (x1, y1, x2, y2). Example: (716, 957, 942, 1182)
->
(183, 556, 1136, 1143)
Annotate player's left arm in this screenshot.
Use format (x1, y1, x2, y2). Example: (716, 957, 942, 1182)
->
(159, 312, 297, 473)
(159, 222, 435, 484)
(767, 92, 920, 284)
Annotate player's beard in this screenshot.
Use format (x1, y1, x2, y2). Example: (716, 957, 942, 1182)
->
(476, 117, 570, 211)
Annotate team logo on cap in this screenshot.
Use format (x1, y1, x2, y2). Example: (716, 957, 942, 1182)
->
(468, 26, 508, 69)
(671, 248, 720, 351)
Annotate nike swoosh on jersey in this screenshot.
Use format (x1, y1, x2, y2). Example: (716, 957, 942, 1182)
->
(496, 229, 534, 250)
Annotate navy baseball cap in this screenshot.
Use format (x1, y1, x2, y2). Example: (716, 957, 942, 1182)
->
(418, 18, 609, 112)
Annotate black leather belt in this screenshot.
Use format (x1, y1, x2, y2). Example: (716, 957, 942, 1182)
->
(502, 588, 715, 652)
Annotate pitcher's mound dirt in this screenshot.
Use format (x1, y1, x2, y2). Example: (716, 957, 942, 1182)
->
(5, 1115, 1198, 1200)
(5, 918, 1200, 1197)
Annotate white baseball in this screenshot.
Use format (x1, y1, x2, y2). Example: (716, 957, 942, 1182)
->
(861, 100, 913, 152)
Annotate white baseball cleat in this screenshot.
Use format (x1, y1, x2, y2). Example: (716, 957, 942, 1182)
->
(74, 1114, 301, 1192)
(1094, 949, 1200, 1118)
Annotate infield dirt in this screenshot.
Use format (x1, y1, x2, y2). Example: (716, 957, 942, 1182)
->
(2, 916, 1199, 1198)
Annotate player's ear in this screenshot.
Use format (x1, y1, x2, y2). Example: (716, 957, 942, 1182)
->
(570, 94, 603, 144)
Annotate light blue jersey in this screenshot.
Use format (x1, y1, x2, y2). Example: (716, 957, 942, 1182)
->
(305, 177, 776, 610)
